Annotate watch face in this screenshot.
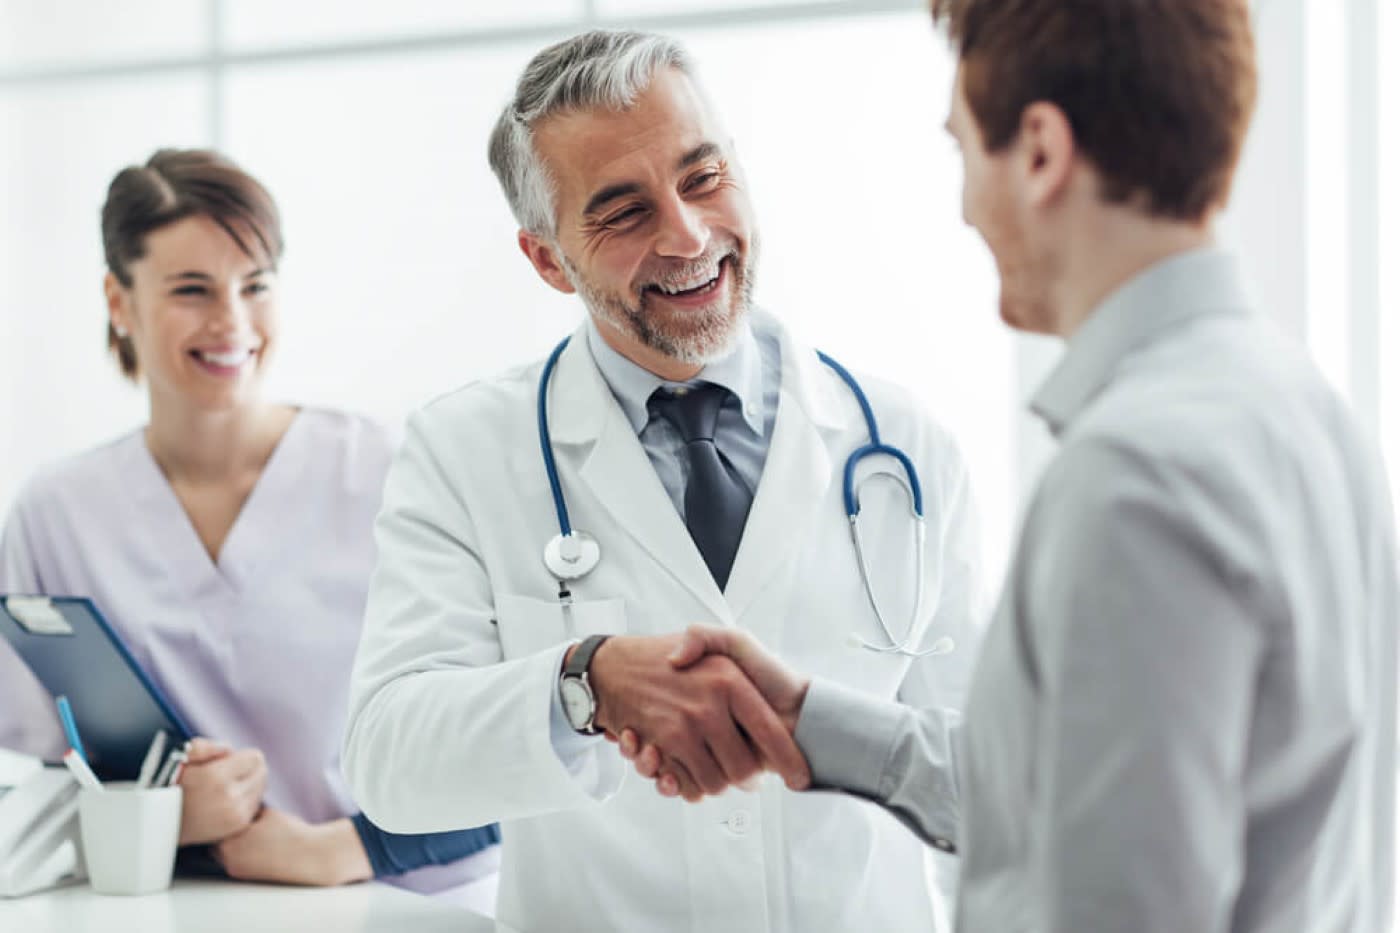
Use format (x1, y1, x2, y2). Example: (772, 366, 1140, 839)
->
(560, 678, 594, 730)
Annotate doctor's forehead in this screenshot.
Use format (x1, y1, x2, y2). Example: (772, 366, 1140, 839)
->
(532, 70, 731, 191)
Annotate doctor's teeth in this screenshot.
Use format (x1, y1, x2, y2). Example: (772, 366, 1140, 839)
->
(658, 272, 719, 295)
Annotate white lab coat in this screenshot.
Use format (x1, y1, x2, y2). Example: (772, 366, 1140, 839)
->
(343, 313, 983, 932)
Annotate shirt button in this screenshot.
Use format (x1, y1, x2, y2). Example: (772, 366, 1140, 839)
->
(746, 403, 758, 417)
(932, 837, 956, 853)
(726, 810, 751, 835)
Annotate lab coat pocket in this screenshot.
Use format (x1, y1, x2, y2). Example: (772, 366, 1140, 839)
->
(494, 593, 628, 661)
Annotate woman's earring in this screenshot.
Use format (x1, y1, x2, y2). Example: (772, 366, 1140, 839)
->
(114, 325, 129, 338)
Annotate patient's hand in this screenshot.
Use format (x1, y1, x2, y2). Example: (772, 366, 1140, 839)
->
(581, 633, 806, 803)
(618, 626, 813, 798)
(214, 808, 373, 887)
(177, 737, 267, 845)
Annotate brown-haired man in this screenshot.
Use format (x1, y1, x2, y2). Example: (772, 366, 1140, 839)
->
(621, 1, 1399, 930)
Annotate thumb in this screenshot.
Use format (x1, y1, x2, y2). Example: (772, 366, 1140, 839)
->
(185, 737, 232, 764)
(668, 625, 724, 669)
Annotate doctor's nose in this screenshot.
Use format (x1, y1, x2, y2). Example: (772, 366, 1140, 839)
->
(654, 197, 709, 259)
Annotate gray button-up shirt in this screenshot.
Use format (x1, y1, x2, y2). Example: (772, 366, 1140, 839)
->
(796, 248, 1399, 932)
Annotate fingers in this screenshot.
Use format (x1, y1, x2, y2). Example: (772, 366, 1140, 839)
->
(185, 737, 232, 764)
(701, 723, 762, 791)
(221, 747, 268, 781)
(675, 734, 728, 799)
(667, 625, 736, 670)
(658, 754, 703, 802)
(729, 678, 811, 791)
(180, 747, 267, 842)
(635, 743, 662, 779)
(618, 728, 640, 761)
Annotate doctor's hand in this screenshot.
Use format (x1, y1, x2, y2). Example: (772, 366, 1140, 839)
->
(213, 808, 373, 887)
(580, 634, 807, 803)
(176, 737, 268, 845)
(618, 626, 813, 798)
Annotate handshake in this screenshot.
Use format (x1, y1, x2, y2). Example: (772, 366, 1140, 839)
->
(569, 627, 814, 801)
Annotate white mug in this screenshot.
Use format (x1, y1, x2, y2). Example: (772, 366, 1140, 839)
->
(77, 782, 182, 895)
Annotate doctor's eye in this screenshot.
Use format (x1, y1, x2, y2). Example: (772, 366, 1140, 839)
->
(172, 285, 208, 297)
(602, 207, 647, 229)
(685, 170, 722, 193)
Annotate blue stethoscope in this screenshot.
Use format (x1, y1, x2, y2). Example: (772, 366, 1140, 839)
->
(537, 337, 954, 658)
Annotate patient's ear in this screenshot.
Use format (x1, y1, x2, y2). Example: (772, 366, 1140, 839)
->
(518, 231, 576, 296)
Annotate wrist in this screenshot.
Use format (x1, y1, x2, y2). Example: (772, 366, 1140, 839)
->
(585, 637, 617, 731)
(780, 678, 812, 735)
(312, 819, 373, 886)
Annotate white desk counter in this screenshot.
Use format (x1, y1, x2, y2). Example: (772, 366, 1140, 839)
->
(0, 878, 513, 933)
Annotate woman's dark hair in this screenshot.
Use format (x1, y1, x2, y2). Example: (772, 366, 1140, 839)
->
(102, 148, 284, 380)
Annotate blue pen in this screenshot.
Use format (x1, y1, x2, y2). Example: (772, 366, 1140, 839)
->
(55, 695, 88, 763)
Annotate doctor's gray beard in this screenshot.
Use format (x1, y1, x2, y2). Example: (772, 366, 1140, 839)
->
(564, 246, 758, 367)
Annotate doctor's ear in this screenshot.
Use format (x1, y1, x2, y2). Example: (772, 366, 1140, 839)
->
(518, 231, 577, 296)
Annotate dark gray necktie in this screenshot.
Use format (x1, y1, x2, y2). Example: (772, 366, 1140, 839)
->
(649, 384, 754, 590)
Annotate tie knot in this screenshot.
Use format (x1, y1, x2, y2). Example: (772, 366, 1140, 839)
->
(649, 383, 730, 444)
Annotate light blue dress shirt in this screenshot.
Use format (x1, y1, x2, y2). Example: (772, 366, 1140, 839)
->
(584, 316, 780, 511)
(549, 315, 782, 760)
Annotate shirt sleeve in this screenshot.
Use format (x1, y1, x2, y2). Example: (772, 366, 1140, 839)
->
(0, 491, 67, 759)
(350, 813, 501, 878)
(890, 421, 985, 896)
(795, 677, 962, 854)
(343, 409, 625, 834)
(1019, 439, 1264, 933)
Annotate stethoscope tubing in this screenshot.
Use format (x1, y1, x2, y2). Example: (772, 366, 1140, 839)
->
(536, 335, 950, 657)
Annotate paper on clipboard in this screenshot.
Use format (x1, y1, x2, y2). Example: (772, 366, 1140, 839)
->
(3, 597, 73, 637)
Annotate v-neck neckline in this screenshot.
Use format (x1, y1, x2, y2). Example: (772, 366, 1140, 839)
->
(127, 409, 309, 592)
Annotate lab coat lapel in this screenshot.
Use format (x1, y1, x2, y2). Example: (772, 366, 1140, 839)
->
(723, 324, 845, 626)
(548, 330, 732, 623)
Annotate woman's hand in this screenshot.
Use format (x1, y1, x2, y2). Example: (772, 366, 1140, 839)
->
(176, 737, 268, 845)
(213, 808, 373, 887)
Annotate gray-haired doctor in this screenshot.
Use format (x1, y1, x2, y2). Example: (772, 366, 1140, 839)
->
(343, 28, 983, 933)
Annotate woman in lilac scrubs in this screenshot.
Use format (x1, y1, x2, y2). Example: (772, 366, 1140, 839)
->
(0, 149, 498, 901)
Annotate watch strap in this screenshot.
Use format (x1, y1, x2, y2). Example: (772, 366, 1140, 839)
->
(563, 634, 611, 678)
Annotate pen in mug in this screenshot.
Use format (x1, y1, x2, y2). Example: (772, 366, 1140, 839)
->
(151, 753, 177, 788)
(152, 746, 189, 788)
(137, 730, 169, 788)
(63, 748, 103, 791)
(55, 695, 87, 762)
(164, 750, 189, 787)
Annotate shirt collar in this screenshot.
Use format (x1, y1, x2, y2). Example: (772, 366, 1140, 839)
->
(585, 316, 766, 437)
(1030, 246, 1253, 437)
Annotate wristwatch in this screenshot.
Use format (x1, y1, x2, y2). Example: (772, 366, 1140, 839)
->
(559, 634, 611, 735)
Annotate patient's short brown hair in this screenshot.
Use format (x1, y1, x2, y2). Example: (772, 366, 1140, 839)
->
(932, 0, 1257, 221)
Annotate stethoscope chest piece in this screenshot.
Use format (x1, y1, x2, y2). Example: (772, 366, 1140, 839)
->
(544, 531, 601, 580)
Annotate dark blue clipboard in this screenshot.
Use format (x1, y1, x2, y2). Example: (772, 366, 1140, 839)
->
(0, 595, 193, 781)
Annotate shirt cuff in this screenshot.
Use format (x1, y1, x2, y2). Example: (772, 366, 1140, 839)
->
(548, 642, 602, 772)
(794, 676, 907, 799)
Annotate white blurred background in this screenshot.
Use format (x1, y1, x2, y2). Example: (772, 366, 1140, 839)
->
(0, 0, 1393, 605)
